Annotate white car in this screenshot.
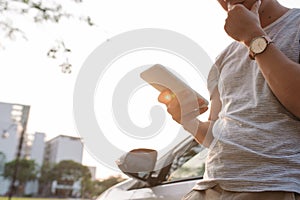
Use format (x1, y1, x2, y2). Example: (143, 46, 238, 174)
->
(97, 136, 208, 200)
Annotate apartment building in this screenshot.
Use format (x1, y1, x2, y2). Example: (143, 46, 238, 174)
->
(0, 102, 30, 195)
(44, 135, 83, 164)
(0, 102, 95, 196)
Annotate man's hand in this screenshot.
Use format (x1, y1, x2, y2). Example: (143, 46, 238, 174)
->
(158, 89, 208, 125)
(224, 0, 265, 46)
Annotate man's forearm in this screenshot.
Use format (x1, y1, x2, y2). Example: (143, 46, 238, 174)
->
(255, 43, 300, 118)
(183, 119, 214, 147)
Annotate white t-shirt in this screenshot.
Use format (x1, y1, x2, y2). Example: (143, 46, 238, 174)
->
(195, 8, 300, 193)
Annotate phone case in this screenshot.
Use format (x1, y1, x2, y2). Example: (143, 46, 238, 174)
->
(140, 64, 209, 107)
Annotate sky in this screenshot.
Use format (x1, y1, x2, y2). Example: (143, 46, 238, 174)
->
(0, 0, 299, 179)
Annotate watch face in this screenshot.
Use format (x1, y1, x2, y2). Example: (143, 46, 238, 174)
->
(250, 37, 267, 54)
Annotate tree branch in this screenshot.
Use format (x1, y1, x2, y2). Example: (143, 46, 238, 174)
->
(0, 0, 95, 73)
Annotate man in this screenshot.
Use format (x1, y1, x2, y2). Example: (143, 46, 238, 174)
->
(158, 0, 300, 199)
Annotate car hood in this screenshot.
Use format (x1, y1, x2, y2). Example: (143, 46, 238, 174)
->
(98, 178, 158, 200)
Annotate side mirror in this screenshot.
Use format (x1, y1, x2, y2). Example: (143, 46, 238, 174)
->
(116, 148, 157, 182)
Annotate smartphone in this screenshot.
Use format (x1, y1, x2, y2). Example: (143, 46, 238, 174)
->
(140, 64, 209, 108)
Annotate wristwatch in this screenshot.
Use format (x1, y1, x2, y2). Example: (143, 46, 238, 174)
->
(249, 35, 273, 60)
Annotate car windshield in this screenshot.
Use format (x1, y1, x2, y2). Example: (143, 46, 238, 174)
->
(149, 136, 208, 184)
(167, 144, 208, 182)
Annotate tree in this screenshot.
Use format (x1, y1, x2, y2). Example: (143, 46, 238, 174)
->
(3, 159, 38, 195)
(52, 160, 91, 197)
(78, 175, 126, 198)
(92, 175, 126, 197)
(0, 152, 6, 174)
(80, 176, 94, 199)
(37, 160, 125, 198)
(0, 0, 93, 72)
(38, 161, 56, 197)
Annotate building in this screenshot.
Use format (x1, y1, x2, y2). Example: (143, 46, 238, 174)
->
(0, 152, 7, 195)
(0, 102, 26, 162)
(0, 102, 30, 195)
(30, 132, 46, 166)
(44, 135, 83, 164)
(24, 132, 46, 195)
(0, 102, 96, 196)
(44, 135, 84, 197)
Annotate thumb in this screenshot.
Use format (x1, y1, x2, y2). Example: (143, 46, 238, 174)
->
(251, 0, 261, 14)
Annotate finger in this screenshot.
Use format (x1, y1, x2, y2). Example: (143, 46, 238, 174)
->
(183, 106, 208, 120)
(198, 98, 207, 108)
(168, 100, 199, 124)
(251, 0, 261, 14)
(199, 106, 209, 114)
(166, 100, 181, 123)
(158, 89, 175, 104)
(227, 2, 235, 11)
(180, 108, 204, 124)
(167, 97, 179, 114)
(171, 112, 181, 124)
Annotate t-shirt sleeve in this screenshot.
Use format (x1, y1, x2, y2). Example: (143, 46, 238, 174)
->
(207, 63, 220, 99)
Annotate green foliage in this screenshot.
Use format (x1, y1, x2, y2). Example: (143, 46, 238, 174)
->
(92, 175, 126, 196)
(3, 159, 37, 182)
(77, 175, 126, 198)
(52, 160, 91, 183)
(37, 160, 93, 197)
(38, 161, 55, 184)
(2, 157, 125, 198)
(38, 160, 93, 197)
(38, 161, 56, 196)
(0, 151, 6, 174)
(52, 160, 92, 197)
(3, 159, 38, 195)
